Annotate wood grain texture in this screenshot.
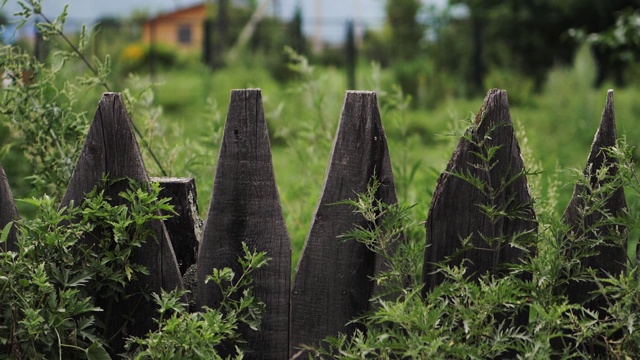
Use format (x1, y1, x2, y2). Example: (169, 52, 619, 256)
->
(422, 89, 537, 294)
(196, 89, 291, 359)
(563, 90, 626, 304)
(151, 177, 202, 275)
(0, 163, 19, 251)
(60, 93, 183, 354)
(290, 91, 398, 354)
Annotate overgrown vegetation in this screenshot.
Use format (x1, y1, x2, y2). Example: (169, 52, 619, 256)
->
(0, 179, 268, 359)
(2, 0, 640, 358)
(304, 135, 640, 358)
(0, 3, 268, 359)
(0, 180, 170, 359)
(126, 243, 268, 359)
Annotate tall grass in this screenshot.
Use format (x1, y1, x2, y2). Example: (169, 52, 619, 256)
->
(3, 40, 639, 268)
(118, 46, 640, 269)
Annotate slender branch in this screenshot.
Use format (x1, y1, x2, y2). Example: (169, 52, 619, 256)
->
(37, 12, 111, 92)
(35, 11, 168, 176)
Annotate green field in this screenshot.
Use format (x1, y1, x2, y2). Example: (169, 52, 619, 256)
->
(2, 43, 639, 266)
(110, 48, 640, 266)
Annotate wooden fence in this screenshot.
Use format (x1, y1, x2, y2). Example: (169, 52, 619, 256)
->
(0, 88, 626, 358)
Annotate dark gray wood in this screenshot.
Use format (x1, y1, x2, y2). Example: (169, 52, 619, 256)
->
(422, 89, 537, 293)
(0, 163, 19, 252)
(196, 89, 291, 359)
(556, 91, 627, 357)
(563, 90, 626, 304)
(151, 177, 202, 275)
(290, 91, 398, 354)
(60, 92, 183, 355)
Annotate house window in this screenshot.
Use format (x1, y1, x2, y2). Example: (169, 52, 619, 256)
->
(177, 24, 192, 45)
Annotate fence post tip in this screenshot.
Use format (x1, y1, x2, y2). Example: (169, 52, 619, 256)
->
(345, 90, 376, 96)
(606, 89, 614, 109)
(475, 89, 509, 127)
(231, 88, 261, 95)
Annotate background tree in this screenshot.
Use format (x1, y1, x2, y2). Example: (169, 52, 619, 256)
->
(385, 0, 424, 61)
(287, 5, 307, 56)
(0, 10, 7, 31)
(571, 3, 640, 86)
(449, 0, 639, 90)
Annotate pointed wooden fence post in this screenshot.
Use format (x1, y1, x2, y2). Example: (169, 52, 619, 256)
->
(60, 93, 183, 354)
(562, 90, 626, 355)
(290, 91, 398, 354)
(422, 89, 537, 295)
(0, 163, 19, 251)
(196, 89, 291, 359)
(151, 177, 202, 275)
(564, 90, 626, 293)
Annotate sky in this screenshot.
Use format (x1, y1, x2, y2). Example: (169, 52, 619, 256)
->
(1, 0, 448, 41)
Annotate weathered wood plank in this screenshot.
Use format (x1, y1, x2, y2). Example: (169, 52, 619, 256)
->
(563, 90, 626, 293)
(561, 90, 626, 355)
(60, 92, 183, 354)
(196, 89, 291, 359)
(0, 163, 19, 251)
(151, 177, 202, 275)
(422, 89, 537, 293)
(290, 91, 398, 354)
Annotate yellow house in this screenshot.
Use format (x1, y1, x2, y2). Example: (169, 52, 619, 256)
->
(142, 4, 208, 52)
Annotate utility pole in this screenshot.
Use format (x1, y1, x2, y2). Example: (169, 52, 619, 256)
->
(345, 20, 357, 90)
(353, 0, 362, 47)
(226, 0, 273, 62)
(216, 0, 229, 67)
(312, 0, 323, 53)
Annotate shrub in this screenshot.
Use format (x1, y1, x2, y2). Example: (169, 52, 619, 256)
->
(126, 244, 268, 359)
(304, 137, 640, 359)
(0, 181, 173, 359)
(393, 59, 459, 109)
(483, 68, 536, 106)
(119, 43, 179, 74)
(0, 3, 267, 359)
(0, 180, 268, 359)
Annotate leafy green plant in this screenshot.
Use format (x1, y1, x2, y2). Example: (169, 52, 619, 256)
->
(0, 179, 173, 359)
(119, 43, 179, 74)
(283, 46, 336, 148)
(125, 244, 268, 359)
(275, 48, 344, 264)
(304, 135, 640, 359)
(483, 68, 536, 107)
(0, 38, 90, 198)
(379, 85, 422, 205)
(336, 177, 421, 297)
(1, 0, 170, 201)
(0, 178, 268, 359)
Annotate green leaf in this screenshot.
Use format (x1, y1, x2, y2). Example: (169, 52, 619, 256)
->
(0, 221, 13, 244)
(125, 264, 133, 281)
(66, 273, 92, 288)
(86, 342, 111, 360)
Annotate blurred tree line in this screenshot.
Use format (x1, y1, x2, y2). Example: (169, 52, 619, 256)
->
(4, 0, 639, 107)
(456, 0, 640, 88)
(363, 0, 640, 106)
